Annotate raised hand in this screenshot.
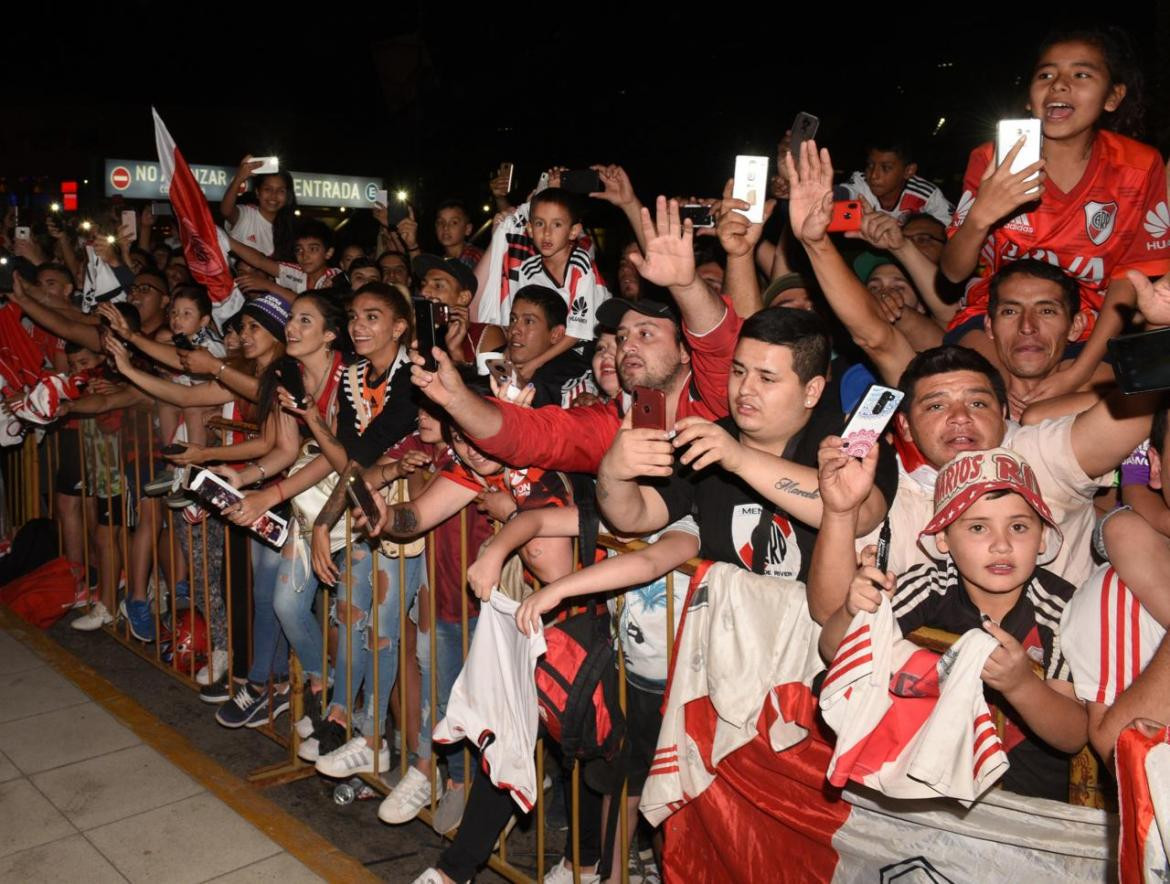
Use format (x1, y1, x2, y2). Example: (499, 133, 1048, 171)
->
(96, 303, 131, 339)
(710, 178, 775, 258)
(589, 165, 637, 208)
(396, 206, 418, 250)
(785, 140, 836, 245)
(1128, 268, 1170, 327)
(817, 434, 879, 515)
(967, 139, 1045, 230)
(627, 196, 696, 289)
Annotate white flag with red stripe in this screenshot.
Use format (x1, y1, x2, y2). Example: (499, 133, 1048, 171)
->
(152, 108, 242, 323)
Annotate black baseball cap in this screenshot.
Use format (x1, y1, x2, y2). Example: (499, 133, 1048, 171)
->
(412, 253, 478, 297)
(595, 295, 680, 331)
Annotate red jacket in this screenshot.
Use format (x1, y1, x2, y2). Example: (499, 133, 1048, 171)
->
(468, 302, 741, 475)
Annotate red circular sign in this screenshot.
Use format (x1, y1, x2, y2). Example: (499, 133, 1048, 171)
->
(110, 166, 131, 191)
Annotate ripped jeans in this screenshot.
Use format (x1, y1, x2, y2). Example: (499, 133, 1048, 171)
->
(330, 550, 423, 740)
(272, 536, 325, 681)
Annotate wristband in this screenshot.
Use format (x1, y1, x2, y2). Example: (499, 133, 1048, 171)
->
(216, 362, 228, 379)
(254, 461, 267, 480)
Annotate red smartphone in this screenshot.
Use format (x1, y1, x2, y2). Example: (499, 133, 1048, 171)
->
(827, 200, 863, 233)
(631, 386, 667, 431)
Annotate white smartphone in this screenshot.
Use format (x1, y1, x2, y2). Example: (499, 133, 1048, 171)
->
(732, 155, 769, 224)
(996, 119, 1042, 187)
(251, 156, 279, 175)
(121, 210, 137, 239)
(840, 384, 904, 458)
(501, 162, 514, 193)
(374, 188, 388, 207)
(14, 226, 30, 241)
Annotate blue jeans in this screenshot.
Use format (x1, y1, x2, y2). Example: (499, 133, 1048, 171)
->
(332, 551, 423, 740)
(247, 539, 289, 684)
(417, 616, 477, 782)
(272, 537, 325, 680)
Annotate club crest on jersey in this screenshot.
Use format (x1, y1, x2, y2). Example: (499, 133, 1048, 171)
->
(730, 503, 799, 578)
(1084, 200, 1118, 246)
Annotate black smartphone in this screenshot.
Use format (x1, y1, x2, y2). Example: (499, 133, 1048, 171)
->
(162, 443, 187, 456)
(790, 111, 820, 160)
(172, 333, 195, 351)
(275, 363, 306, 406)
(412, 297, 445, 372)
(1108, 328, 1170, 394)
(562, 169, 602, 195)
(345, 466, 381, 530)
(386, 200, 410, 226)
(150, 201, 173, 217)
(679, 204, 715, 228)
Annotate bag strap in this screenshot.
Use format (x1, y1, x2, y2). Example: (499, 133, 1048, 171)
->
(558, 615, 617, 764)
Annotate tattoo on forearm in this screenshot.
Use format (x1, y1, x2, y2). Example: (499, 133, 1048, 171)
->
(774, 478, 820, 500)
(389, 505, 419, 537)
(314, 480, 350, 528)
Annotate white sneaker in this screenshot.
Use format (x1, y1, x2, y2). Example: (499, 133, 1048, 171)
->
(195, 649, 229, 686)
(410, 869, 464, 884)
(70, 602, 113, 631)
(297, 737, 320, 762)
(315, 736, 389, 777)
(378, 765, 444, 824)
(544, 860, 600, 884)
(294, 715, 315, 740)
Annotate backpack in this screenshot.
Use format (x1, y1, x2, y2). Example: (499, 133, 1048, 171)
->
(0, 557, 76, 628)
(535, 607, 626, 766)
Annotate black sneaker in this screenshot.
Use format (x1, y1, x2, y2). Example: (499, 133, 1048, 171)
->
(216, 683, 269, 728)
(199, 678, 234, 704)
(316, 719, 349, 757)
(248, 686, 291, 729)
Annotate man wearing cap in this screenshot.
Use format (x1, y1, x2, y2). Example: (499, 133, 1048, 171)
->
(410, 198, 740, 476)
(413, 253, 505, 365)
(812, 447, 1087, 801)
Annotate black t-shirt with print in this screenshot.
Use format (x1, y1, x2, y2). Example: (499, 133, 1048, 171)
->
(336, 356, 418, 468)
(530, 346, 594, 409)
(650, 399, 899, 583)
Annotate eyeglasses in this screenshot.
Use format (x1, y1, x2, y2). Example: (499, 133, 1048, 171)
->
(130, 283, 164, 295)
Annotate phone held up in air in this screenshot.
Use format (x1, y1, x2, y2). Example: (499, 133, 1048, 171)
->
(996, 119, 1042, 191)
(789, 111, 820, 160)
(679, 204, 716, 228)
(344, 461, 382, 532)
(484, 356, 521, 401)
(412, 297, 450, 373)
(1108, 328, 1170, 394)
(500, 162, 514, 194)
(631, 386, 667, 432)
(561, 169, 602, 195)
(840, 384, 904, 458)
(732, 155, 768, 224)
(251, 156, 279, 175)
(826, 200, 863, 233)
(121, 210, 137, 239)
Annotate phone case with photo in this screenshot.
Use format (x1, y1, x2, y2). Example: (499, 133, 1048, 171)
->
(840, 384, 904, 458)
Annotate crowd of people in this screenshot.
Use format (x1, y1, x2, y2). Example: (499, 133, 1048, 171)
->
(2, 25, 1170, 884)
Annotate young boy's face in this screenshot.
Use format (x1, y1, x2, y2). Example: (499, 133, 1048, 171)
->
(508, 299, 563, 368)
(67, 347, 104, 374)
(528, 202, 581, 260)
(170, 297, 209, 337)
(935, 492, 1045, 597)
(450, 430, 503, 477)
(864, 150, 915, 201)
(418, 411, 444, 445)
(295, 237, 333, 275)
(435, 208, 472, 249)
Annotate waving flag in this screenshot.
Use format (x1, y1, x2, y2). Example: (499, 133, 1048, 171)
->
(151, 108, 242, 323)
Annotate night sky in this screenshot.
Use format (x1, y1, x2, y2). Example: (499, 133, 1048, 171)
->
(5, 6, 1168, 230)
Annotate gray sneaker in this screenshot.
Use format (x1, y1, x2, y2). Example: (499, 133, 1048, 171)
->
(430, 781, 467, 834)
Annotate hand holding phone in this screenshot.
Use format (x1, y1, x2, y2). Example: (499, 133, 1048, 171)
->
(826, 200, 863, 233)
(840, 384, 904, 458)
(344, 464, 382, 533)
(631, 386, 667, 431)
(412, 297, 446, 372)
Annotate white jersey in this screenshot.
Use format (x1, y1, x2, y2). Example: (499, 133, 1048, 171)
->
(820, 596, 1008, 805)
(225, 203, 274, 257)
(432, 591, 546, 812)
(641, 562, 822, 826)
(840, 171, 954, 227)
(1062, 563, 1166, 706)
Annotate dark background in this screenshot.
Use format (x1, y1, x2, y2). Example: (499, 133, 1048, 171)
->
(4, 6, 1169, 233)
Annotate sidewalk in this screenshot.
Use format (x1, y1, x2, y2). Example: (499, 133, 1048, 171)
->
(0, 616, 354, 883)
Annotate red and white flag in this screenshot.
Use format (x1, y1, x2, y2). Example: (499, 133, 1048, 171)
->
(152, 108, 242, 322)
(1118, 721, 1170, 883)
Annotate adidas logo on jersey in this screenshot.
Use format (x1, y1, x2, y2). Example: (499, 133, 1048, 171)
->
(570, 296, 589, 318)
(1144, 201, 1170, 239)
(1003, 213, 1033, 234)
(953, 191, 975, 226)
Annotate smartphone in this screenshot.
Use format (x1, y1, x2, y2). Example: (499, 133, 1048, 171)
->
(631, 386, 667, 432)
(732, 155, 768, 224)
(345, 465, 382, 531)
(386, 200, 410, 226)
(14, 226, 30, 241)
(679, 204, 716, 228)
(1107, 327, 1170, 394)
(996, 119, 1042, 189)
(485, 356, 512, 386)
(412, 297, 444, 372)
(840, 384, 905, 458)
(826, 200, 863, 233)
(562, 169, 602, 195)
(251, 156, 279, 175)
(789, 111, 820, 160)
(172, 333, 195, 351)
(162, 443, 188, 456)
(151, 201, 173, 217)
(121, 210, 137, 239)
(374, 188, 388, 207)
(500, 162, 514, 193)
(275, 364, 306, 406)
